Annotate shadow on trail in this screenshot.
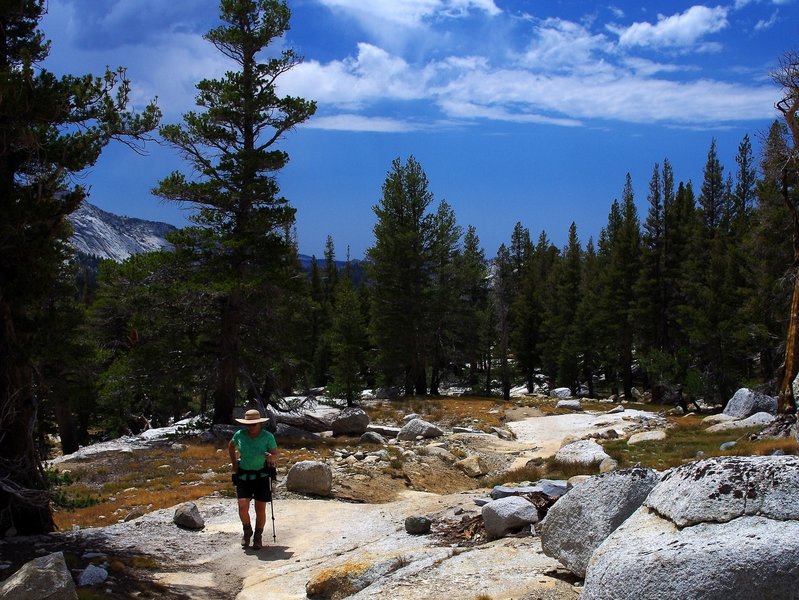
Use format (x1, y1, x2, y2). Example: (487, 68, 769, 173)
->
(245, 545, 294, 561)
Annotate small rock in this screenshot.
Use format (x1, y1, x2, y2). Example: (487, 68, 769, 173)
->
(78, 564, 108, 587)
(627, 430, 667, 445)
(456, 455, 486, 477)
(404, 515, 432, 535)
(173, 502, 205, 529)
(556, 399, 583, 411)
(359, 431, 386, 445)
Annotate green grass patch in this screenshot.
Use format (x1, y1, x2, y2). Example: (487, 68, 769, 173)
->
(603, 417, 799, 471)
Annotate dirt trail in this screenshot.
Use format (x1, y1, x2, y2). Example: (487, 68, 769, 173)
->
(116, 409, 650, 599)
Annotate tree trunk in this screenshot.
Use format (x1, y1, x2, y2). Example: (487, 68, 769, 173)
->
(429, 362, 440, 395)
(779, 169, 799, 414)
(53, 398, 80, 455)
(414, 364, 427, 396)
(621, 328, 633, 400)
(213, 293, 242, 424)
(0, 309, 55, 534)
(779, 271, 799, 412)
(484, 351, 492, 397)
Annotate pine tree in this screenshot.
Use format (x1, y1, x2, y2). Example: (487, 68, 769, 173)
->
(454, 226, 489, 387)
(154, 0, 316, 423)
(573, 238, 602, 397)
(511, 250, 543, 392)
(733, 134, 757, 228)
(533, 231, 563, 389)
(635, 163, 670, 400)
(752, 122, 793, 383)
(555, 223, 582, 393)
(428, 201, 462, 395)
(599, 175, 641, 398)
(493, 244, 514, 399)
(0, 0, 159, 533)
(698, 139, 726, 232)
(328, 278, 367, 405)
(367, 156, 441, 395)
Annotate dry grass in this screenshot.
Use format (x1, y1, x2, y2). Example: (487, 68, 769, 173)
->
(365, 396, 507, 431)
(52, 440, 249, 530)
(484, 462, 545, 488)
(51, 397, 799, 530)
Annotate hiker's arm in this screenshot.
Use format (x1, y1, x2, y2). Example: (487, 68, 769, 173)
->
(228, 440, 238, 472)
(266, 448, 278, 466)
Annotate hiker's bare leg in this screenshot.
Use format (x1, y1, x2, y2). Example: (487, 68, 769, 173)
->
(238, 498, 252, 526)
(254, 500, 267, 530)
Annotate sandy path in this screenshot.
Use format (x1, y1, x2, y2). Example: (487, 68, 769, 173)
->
(128, 409, 652, 599)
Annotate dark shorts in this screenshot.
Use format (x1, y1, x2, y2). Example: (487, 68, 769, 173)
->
(235, 475, 272, 503)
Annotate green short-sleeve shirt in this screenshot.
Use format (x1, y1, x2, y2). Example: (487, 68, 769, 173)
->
(232, 428, 277, 471)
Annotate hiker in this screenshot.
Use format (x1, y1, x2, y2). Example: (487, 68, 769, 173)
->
(228, 409, 278, 550)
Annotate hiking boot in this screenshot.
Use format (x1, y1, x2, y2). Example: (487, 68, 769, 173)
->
(252, 528, 263, 550)
(241, 525, 253, 548)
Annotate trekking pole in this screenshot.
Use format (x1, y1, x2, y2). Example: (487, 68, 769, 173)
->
(268, 474, 277, 542)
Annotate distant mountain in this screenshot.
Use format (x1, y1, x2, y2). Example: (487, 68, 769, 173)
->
(68, 202, 176, 262)
(67, 203, 366, 282)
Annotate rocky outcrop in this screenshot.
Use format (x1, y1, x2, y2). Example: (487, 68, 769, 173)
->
(0, 552, 77, 600)
(540, 467, 661, 578)
(306, 556, 406, 599)
(723, 388, 777, 418)
(581, 456, 799, 599)
(705, 411, 775, 432)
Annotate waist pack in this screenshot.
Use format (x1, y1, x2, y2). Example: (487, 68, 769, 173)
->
(233, 463, 277, 484)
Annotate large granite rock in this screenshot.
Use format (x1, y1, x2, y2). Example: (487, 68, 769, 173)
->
(541, 467, 661, 578)
(723, 388, 777, 418)
(554, 439, 610, 466)
(0, 552, 77, 600)
(481, 496, 539, 540)
(286, 460, 333, 497)
(581, 456, 799, 599)
(332, 407, 370, 436)
(396, 418, 444, 441)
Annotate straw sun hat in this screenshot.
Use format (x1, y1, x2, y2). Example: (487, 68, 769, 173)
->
(235, 409, 269, 425)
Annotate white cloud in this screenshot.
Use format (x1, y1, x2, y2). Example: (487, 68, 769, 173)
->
(307, 114, 418, 132)
(438, 99, 583, 126)
(43, 0, 780, 135)
(315, 0, 500, 28)
(281, 34, 777, 133)
(436, 61, 776, 125)
(611, 5, 729, 51)
(281, 43, 434, 107)
(517, 18, 613, 71)
(755, 10, 780, 28)
(621, 57, 689, 77)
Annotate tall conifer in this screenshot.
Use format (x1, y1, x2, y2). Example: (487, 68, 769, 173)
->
(154, 0, 316, 422)
(0, 0, 159, 533)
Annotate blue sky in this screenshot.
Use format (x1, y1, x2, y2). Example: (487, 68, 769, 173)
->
(41, 0, 796, 259)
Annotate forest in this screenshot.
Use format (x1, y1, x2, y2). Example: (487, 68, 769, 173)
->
(1, 0, 798, 535)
